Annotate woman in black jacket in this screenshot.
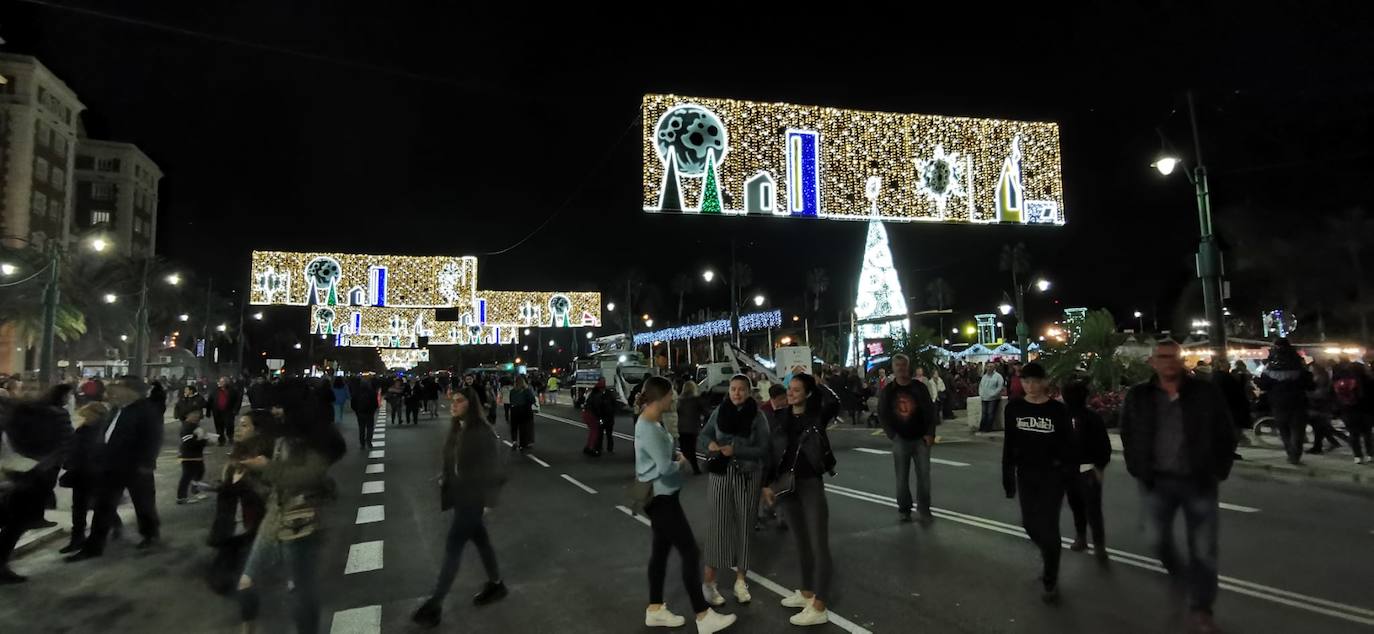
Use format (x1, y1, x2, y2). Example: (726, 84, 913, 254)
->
(59, 402, 113, 554)
(413, 387, 507, 628)
(1061, 381, 1111, 559)
(175, 386, 207, 422)
(762, 373, 836, 627)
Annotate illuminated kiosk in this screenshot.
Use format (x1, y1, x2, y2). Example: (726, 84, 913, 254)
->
(249, 251, 601, 354)
(641, 95, 1065, 366)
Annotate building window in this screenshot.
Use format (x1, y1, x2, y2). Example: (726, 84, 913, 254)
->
(91, 182, 114, 200)
(96, 158, 120, 172)
(49, 199, 62, 220)
(91, 210, 111, 225)
(34, 156, 49, 182)
(51, 167, 64, 190)
(55, 136, 68, 158)
(34, 119, 46, 146)
(75, 155, 93, 170)
(31, 192, 47, 217)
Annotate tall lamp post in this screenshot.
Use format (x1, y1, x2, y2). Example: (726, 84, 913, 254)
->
(1154, 91, 1227, 368)
(2, 234, 106, 387)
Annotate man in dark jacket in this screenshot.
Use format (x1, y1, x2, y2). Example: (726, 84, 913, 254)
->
(66, 376, 164, 561)
(878, 353, 940, 523)
(1255, 338, 1314, 465)
(0, 398, 73, 582)
(207, 377, 242, 447)
(246, 377, 271, 412)
(1119, 341, 1235, 634)
(351, 377, 379, 450)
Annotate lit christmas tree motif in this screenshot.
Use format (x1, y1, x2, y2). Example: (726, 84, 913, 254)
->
(847, 219, 909, 365)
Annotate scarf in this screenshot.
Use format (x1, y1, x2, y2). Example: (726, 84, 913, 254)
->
(716, 396, 759, 437)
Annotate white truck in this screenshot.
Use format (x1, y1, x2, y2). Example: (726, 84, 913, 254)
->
(573, 335, 653, 408)
(695, 342, 812, 398)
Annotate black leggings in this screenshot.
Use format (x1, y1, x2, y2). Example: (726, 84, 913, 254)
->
(178, 461, 206, 500)
(646, 493, 708, 613)
(1065, 469, 1105, 546)
(679, 434, 700, 474)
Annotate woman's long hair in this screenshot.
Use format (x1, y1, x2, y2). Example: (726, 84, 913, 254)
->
(445, 386, 489, 457)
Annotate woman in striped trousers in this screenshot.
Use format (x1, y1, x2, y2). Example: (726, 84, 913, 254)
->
(698, 375, 773, 606)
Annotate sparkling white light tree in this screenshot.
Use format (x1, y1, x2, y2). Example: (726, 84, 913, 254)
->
(847, 219, 908, 366)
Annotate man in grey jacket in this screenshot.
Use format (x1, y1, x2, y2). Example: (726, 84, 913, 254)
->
(978, 364, 1006, 432)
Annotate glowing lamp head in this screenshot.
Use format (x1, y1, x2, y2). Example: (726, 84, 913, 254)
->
(1134, 311, 1143, 318)
(165, 273, 181, 286)
(178, 314, 190, 322)
(606, 302, 615, 311)
(998, 303, 1012, 316)
(103, 293, 118, 304)
(89, 238, 108, 252)
(644, 319, 654, 328)
(585, 331, 593, 339)
(1035, 279, 1051, 292)
(0, 263, 15, 276)
(702, 270, 715, 283)
(1153, 156, 1180, 176)
(753, 295, 765, 307)
(217, 324, 228, 332)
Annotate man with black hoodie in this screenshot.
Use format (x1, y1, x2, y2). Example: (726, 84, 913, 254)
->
(1061, 381, 1111, 560)
(879, 353, 940, 524)
(1256, 338, 1314, 465)
(1001, 362, 1073, 604)
(1120, 340, 1235, 634)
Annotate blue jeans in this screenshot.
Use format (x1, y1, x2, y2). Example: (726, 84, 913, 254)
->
(892, 437, 932, 515)
(334, 402, 345, 422)
(1140, 476, 1220, 613)
(239, 532, 323, 634)
(430, 504, 501, 601)
(979, 399, 999, 432)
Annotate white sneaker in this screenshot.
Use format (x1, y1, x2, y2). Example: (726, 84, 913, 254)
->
(645, 606, 685, 628)
(702, 583, 726, 607)
(733, 579, 751, 604)
(780, 590, 811, 608)
(789, 604, 830, 626)
(695, 608, 737, 634)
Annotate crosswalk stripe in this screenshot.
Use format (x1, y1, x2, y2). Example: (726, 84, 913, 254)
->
(355, 505, 385, 524)
(365, 463, 384, 474)
(344, 541, 383, 574)
(329, 605, 381, 634)
(368, 450, 384, 459)
(361, 481, 384, 495)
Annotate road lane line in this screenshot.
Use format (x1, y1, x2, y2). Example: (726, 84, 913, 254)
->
(361, 481, 385, 495)
(329, 605, 381, 634)
(344, 541, 384, 574)
(1218, 502, 1261, 513)
(526, 454, 551, 468)
(820, 483, 1374, 625)
(560, 473, 598, 494)
(851, 447, 970, 466)
(368, 450, 385, 459)
(612, 504, 872, 634)
(365, 463, 385, 474)
(502, 439, 514, 448)
(355, 505, 385, 524)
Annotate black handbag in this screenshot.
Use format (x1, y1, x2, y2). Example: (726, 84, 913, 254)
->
(705, 454, 730, 475)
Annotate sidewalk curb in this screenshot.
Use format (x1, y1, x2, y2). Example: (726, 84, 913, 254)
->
(959, 431, 1374, 494)
(13, 525, 67, 558)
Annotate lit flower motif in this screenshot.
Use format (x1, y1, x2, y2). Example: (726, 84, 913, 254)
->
(914, 144, 966, 216)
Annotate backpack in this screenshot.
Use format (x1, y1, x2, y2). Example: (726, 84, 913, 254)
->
(1333, 376, 1362, 408)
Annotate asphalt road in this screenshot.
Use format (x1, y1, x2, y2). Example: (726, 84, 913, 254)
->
(4, 400, 1373, 633)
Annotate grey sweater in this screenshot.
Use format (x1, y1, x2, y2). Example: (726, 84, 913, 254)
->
(698, 404, 772, 472)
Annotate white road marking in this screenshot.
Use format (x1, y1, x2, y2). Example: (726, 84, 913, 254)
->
(537, 411, 634, 441)
(560, 473, 598, 494)
(820, 483, 1374, 626)
(368, 450, 384, 459)
(851, 447, 970, 466)
(365, 463, 385, 474)
(1219, 502, 1261, 513)
(373, 441, 385, 447)
(612, 504, 872, 634)
(361, 481, 385, 495)
(502, 439, 514, 448)
(526, 454, 551, 468)
(329, 605, 381, 634)
(355, 505, 385, 524)
(344, 541, 384, 574)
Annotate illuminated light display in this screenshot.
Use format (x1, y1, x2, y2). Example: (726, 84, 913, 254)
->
(642, 95, 1065, 225)
(847, 220, 908, 365)
(632, 310, 782, 347)
(252, 251, 600, 348)
(379, 348, 430, 370)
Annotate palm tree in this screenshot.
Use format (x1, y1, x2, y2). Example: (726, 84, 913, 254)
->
(999, 242, 1030, 291)
(806, 267, 830, 312)
(1040, 309, 1151, 393)
(671, 273, 691, 322)
(734, 264, 753, 310)
(925, 277, 954, 334)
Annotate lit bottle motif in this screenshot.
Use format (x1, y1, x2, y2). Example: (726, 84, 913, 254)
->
(995, 136, 1024, 224)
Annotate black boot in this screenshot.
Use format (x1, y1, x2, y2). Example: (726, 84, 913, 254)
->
(473, 581, 508, 606)
(412, 598, 442, 628)
(59, 533, 86, 555)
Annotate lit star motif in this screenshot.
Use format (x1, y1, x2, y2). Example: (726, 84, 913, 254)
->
(914, 144, 967, 215)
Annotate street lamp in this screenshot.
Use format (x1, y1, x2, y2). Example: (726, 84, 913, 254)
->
(103, 293, 118, 304)
(253, 312, 264, 320)
(753, 294, 765, 307)
(119, 334, 128, 342)
(702, 270, 715, 283)
(165, 273, 181, 286)
(89, 237, 108, 252)
(1153, 91, 1227, 367)
(523, 328, 531, 336)
(1133, 310, 1144, 332)
(585, 331, 593, 339)
(549, 339, 556, 347)
(178, 313, 190, 322)
(998, 302, 1012, 316)
(522, 345, 529, 351)
(0, 263, 14, 276)
(606, 302, 615, 312)
(951, 328, 960, 335)
(216, 323, 228, 332)
(1035, 279, 1051, 292)
(293, 343, 302, 350)
(645, 319, 654, 328)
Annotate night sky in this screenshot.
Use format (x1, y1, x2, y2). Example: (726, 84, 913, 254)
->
(5, 2, 1373, 338)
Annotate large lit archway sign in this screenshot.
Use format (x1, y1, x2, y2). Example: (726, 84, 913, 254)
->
(643, 94, 1065, 225)
(250, 251, 601, 348)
